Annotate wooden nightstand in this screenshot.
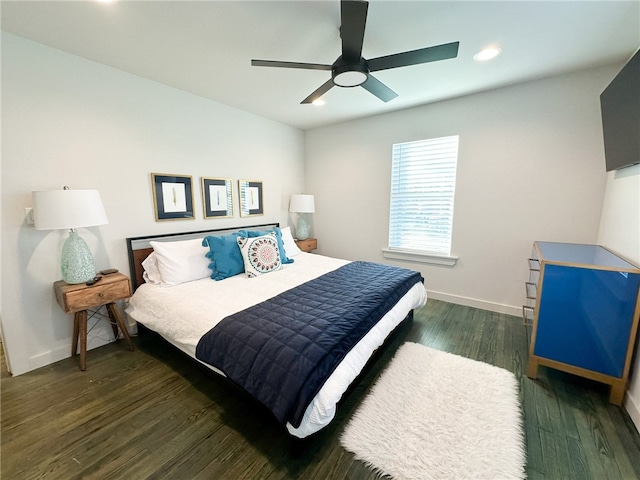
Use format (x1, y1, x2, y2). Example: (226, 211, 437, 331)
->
(295, 238, 317, 253)
(54, 272, 134, 371)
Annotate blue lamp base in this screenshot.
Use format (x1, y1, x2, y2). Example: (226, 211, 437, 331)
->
(296, 214, 310, 240)
(61, 230, 96, 284)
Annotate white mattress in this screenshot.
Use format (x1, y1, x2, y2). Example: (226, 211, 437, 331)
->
(125, 252, 427, 437)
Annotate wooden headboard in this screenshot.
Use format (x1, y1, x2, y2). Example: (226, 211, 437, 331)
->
(126, 223, 279, 291)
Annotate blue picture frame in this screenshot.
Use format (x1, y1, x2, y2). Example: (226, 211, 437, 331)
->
(151, 173, 195, 221)
(202, 177, 234, 219)
(238, 179, 264, 217)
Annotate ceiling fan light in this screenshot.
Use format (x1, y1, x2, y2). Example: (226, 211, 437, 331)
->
(333, 70, 368, 87)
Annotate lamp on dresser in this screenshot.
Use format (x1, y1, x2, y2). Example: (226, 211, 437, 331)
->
(33, 186, 109, 284)
(289, 194, 315, 240)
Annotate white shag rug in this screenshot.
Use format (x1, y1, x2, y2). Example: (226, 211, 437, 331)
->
(341, 342, 526, 480)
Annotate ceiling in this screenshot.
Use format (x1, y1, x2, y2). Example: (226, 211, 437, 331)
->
(2, 1, 639, 130)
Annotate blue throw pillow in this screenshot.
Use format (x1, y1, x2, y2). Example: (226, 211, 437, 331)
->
(202, 233, 244, 280)
(238, 228, 294, 265)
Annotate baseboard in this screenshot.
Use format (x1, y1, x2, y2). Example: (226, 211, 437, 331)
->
(426, 290, 521, 317)
(624, 391, 640, 433)
(28, 322, 115, 373)
(29, 344, 76, 371)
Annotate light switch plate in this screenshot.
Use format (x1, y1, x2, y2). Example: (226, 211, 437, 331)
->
(25, 207, 34, 225)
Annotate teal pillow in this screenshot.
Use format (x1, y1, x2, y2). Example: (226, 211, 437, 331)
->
(201, 233, 244, 280)
(238, 227, 294, 265)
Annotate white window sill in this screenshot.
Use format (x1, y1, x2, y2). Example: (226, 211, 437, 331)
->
(382, 248, 458, 266)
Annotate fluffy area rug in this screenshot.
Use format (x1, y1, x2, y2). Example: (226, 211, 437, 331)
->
(341, 342, 526, 480)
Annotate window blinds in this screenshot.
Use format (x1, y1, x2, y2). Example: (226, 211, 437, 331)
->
(389, 135, 459, 255)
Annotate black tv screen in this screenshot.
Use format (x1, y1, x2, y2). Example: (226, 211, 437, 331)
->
(600, 48, 640, 172)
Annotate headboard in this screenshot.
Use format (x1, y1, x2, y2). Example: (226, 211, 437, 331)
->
(126, 223, 279, 291)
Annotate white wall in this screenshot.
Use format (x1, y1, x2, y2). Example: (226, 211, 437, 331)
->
(598, 163, 640, 430)
(1, 33, 305, 375)
(305, 65, 619, 315)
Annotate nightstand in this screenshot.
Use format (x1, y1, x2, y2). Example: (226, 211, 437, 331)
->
(295, 238, 317, 253)
(54, 272, 134, 371)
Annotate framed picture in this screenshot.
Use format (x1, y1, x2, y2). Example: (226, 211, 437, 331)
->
(202, 177, 234, 219)
(238, 179, 264, 217)
(151, 173, 195, 221)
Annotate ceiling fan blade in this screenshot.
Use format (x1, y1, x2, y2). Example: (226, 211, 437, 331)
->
(252, 59, 332, 71)
(340, 0, 368, 62)
(301, 79, 335, 104)
(368, 41, 459, 72)
(361, 74, 398, 102)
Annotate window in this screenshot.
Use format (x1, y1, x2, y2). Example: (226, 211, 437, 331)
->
(385, 135, 459, 265)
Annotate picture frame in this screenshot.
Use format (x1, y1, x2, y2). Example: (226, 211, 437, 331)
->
(238, 179, 264, 217)
(151, 173, 195, 221)
(202, 177, 234, 219)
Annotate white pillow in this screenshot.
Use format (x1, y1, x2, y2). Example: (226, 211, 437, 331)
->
(149, 238, 210, 286)
(237, 233, 282, 278)
(141, 252, 162, 285)
(280, 226, 302, 257)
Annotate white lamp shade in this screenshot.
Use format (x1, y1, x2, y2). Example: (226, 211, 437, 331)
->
(33, 189, 109, 230)
(289, 194, 315, 213)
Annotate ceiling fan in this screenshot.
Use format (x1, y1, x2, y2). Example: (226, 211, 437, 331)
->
(251, 0, 459, 104)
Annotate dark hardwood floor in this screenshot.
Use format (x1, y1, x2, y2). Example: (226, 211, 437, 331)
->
(2, 299, 640, 479)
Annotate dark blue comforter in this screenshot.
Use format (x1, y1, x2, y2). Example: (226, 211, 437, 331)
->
(195, 261, 423, 428)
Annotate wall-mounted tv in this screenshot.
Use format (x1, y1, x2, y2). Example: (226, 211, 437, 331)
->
(600, 48, 640, 172)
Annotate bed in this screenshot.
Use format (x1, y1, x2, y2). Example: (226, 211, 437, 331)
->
(125, 223, 427, 438)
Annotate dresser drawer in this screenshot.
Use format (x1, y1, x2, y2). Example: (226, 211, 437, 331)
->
(54, 273, 132, 313)
(522, 305, 534, 327)
(525, 281, 537, 300)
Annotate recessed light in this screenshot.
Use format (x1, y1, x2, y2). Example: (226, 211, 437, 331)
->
(312, 98, 326, 106)
(474, 46, 502, 62)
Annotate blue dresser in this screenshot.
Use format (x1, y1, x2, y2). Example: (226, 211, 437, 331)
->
(526, 241, 640, 405)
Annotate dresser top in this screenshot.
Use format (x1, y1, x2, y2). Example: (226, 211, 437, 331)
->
(536, 242, 640, 272)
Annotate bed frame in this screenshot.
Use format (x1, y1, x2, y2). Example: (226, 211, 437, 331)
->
(125, 222, 416, 441)
(126, 223, 279, 290)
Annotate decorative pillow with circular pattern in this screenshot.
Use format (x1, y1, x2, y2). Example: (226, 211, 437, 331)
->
(237, 232, 282, 278)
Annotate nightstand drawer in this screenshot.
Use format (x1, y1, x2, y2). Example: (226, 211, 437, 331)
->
(55, 273, 132, 313)
(295, 238, 317, 253)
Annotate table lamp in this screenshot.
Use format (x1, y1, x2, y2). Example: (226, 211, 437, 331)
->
(33, 187, 109, 284)
(289, 194, 315, 240)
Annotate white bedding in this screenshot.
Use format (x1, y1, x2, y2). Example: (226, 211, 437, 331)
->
(125, 252, 427, 437)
